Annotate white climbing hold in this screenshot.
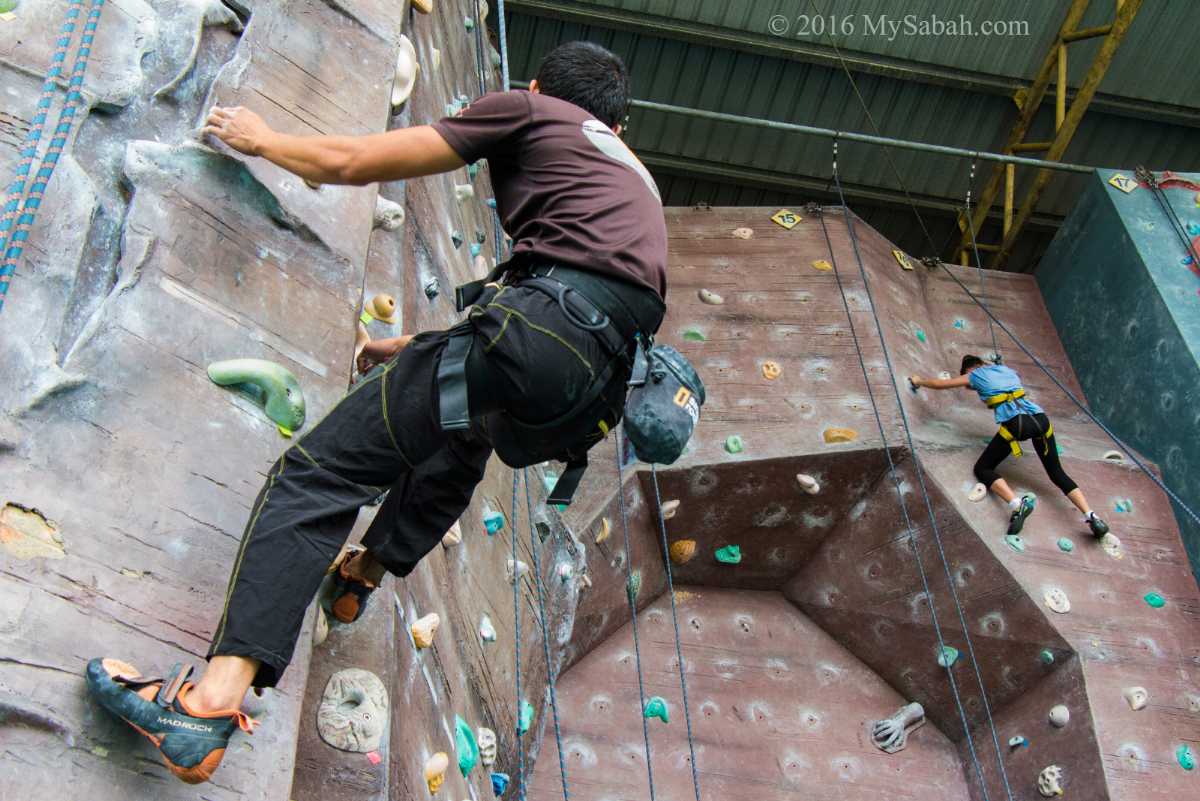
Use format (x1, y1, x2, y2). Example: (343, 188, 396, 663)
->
(431, 48, 442, 71)
(507, 559, 529, 584)
(313, 606, 329, 646)
(454, 184, 475, 202)
(698, 288, 724, 305)
(317, 669, 389, 753)
(869, 701, 925, 753)
(796, 474, 820, 495)
(661, 499, 680, 520)
(1123, 686, 1148, 711)
(1103, 449, 1125, 463)
(1043, 587, 1071, 614)
(1101, 532, 1124, 560)
(1048, 704, 1070, 728)
(938, 371, 952, 380)
(731, 227, 754, 239)
(1038, 765, 1064, 798)
(479, 614, 496, 643)
(391, 35, 418, 109)
(374, 195, 406, 231)
(441, 521, 462, 548)
(477, 726, 497, 766)
(967, 483, 987, 502)
(411, 613, 440, 649)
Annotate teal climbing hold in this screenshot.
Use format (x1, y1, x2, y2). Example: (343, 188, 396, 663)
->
(455, 715, 479, 776)
(1039, 649, 1055, 665)
(486, 198, 497, 209)
(464, 15, 475, 30)
(1115, 498, 1134, 513)
(1004, 534, 1026, 553)
(470, 243, 482, 257)
(1056, 443, 1064, 455)
(468, 162, 480, 180)
(724, 435, 744, 454)
(491, 772, 511, 795)
(1008, 735, 1028, 748)
(1187, 222, 1200, 236)
(1057, 537, 1074, 553)
(715, 545, 742, 564)
(1144, 592, 1166, 608)
(484, 509, 505, 535)
(452, 231, 465, 249)
(953, 318, 965, 330)
(644, 696, 669, 723)
(915, 328, 927, 343)
(207, 358, 306, 434)
(937, 645, 959, 668)
(626, 569, 642, 605)
(1178, 743, 1195, 771)
(517, 700, 534, 736)
(682, 329, 706, 342)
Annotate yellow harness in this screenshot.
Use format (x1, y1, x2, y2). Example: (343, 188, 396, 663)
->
(984, 388, 1052, 458)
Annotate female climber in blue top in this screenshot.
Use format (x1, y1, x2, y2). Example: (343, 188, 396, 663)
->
(910, 355, 1109, 539)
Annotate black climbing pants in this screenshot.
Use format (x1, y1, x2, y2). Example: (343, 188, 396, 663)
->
(209, 280, 640, 687)
(973, 412, 1078, 495)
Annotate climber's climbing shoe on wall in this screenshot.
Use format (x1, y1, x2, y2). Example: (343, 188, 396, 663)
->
(1087, 513, 1110, 539)
(330, 546, 378, 624)
(85, 658, 255, 784)
(1006, 495, 1036, 537)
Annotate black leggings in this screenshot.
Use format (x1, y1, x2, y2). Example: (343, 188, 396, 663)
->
(974, 413, 1078, 495)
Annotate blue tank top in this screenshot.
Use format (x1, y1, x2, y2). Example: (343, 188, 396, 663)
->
(968, 364, 1044, 424)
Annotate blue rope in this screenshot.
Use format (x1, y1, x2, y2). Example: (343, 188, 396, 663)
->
(510, 471, 526, 800)
(826, 145, 1014, 801)
(522, 468, 571, 799)
(648, 465, 702, 801)
(612, 436, 656, 800)
(496, 0, 511, 91)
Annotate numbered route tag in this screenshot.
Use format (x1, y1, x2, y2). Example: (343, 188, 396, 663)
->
(1108, 173, 1137, 194)
(771, 209, 801, 229)
(892, 249, 915, 271)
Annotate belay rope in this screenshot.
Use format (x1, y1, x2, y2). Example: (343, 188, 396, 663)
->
(0, 0, 106, 315)
(962, 160, 1001, 363)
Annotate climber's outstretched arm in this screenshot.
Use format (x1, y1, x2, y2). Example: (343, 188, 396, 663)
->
(910, 374, 971, 390)
(202, 106, 465, 185)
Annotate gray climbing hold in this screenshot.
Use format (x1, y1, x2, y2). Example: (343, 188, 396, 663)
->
(870, 701, 925, 753)
(452, 231, 465, 249)
(479, 614, 497, 643)
(967, 483, 987, 502)
(316, 668, 389, 753)
(626, 569, 642, 604)
(506, 559, 529, 584)
(391, 35, 418, 109)
(1044, 588, 1071, 614)
(454, 184, 475, 202)
(424, 278, 440, 299)
(1123, 686, 1148, 711)
(796, 474, 820, 495)
(477, 726, 497, 766)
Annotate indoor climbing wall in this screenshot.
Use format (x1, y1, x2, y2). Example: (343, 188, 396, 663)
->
(529, 207, 1200, 801)
(0, 2, 582, 800)
(1037, 168, 1200, 586)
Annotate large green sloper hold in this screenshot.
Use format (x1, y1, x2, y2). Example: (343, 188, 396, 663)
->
(207, 358, 306, 433)
(455, 715, 479, 776)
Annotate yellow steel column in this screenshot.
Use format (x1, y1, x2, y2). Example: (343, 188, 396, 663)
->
(1004, 164, 1014, 236)
(1056, 45, 1067, 130)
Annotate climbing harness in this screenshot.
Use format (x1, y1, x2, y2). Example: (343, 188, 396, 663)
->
(982, 389, 1053, 458)
(821, 139, 1015, 801)
(0, 0, 105, 315)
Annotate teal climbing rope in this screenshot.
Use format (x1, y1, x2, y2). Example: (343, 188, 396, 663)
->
(820, 144, 1009, 801)
(0, 0, 104, 315)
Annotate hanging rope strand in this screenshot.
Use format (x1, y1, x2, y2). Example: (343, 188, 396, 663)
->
(496, 0, 511, 92)
(522, 469, 572, 800)
(829, 154, 1016, 800)
(648, 465, 702, 801)
(509, 471, 527, 800)
(613, 437, 657, 800)
(963, 161, 1000, 360)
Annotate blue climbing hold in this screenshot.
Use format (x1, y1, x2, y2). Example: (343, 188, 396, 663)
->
(1184, 255, 1195, 266)
(486, 198, 497, 209)
(470, 243, 482, 257)
(484, 509, 505, 535)
(491, 772, 511, 795)
(1186, 221, 1200, 236)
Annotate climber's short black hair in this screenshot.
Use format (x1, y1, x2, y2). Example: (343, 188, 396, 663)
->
(960, 354, 986, 375)
(534, 41, 630, 128)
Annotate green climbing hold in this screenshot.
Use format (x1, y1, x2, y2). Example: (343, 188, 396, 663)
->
(643, 696, 669, 723)
(464, 16, 475, 30)
(455, 715, 479, 776)
(207, 358, 306, 434)
(1178, 743, 1195, 771)
(518, 700, 534, 736)
(682, 329, 706, 342)
(1057, 537, 1074, 553)
(715, 545, 742, 564)
(1039, 649, 1055, 665)
(1004, 534, 1025, 553)
(725, 435, 744, 454)
(626, 569, 642, 605)
(937, 645, 959, 668)
(1144, 592, 1166, 608)
(915, 328, 927, 343)
(0, 0, 18, 13)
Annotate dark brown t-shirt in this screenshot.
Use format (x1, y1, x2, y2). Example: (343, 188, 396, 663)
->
(431, 91, 667, 299)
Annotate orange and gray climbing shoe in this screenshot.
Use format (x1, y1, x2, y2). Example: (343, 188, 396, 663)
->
(330, 545, 378, 624)
(1087, 512, 1110, 539)
(85, 658, 255, 784)
(1006, 495, 1036, 537)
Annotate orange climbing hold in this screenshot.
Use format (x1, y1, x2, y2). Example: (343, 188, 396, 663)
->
(669, 539, 697, 565)
(823, 427, 858, 444)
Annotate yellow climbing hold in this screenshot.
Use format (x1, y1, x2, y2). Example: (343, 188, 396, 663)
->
(594, 517, 611, 545)
(669, 539, 697, 565)
(811, 259, 832, 272)
(277, 424, 293, 438)
(823, 427, 858, 444)
(761, 361, 782, 380)
(0, 503, 65, 561)
(424, 752, 449, 793)
(771, 209, 801, 230)
(366, 293, 398, 324)
(412, 0, 433, 13)
(411, 613, 441, 649)
(892, 249, 914, 271)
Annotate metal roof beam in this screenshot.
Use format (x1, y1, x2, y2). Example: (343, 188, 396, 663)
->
(503, 0, 1200, 127)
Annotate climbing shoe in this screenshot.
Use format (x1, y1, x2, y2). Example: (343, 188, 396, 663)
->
(85, 658, 255, 784)
(330, 545, 377, 624)
(1088, 513, 1110, 539)
(1006, 495, 1036, 537)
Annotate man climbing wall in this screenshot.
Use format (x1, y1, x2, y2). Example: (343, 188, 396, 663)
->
(83, 41, 668, 785)
(911, 355, 1110, 539)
